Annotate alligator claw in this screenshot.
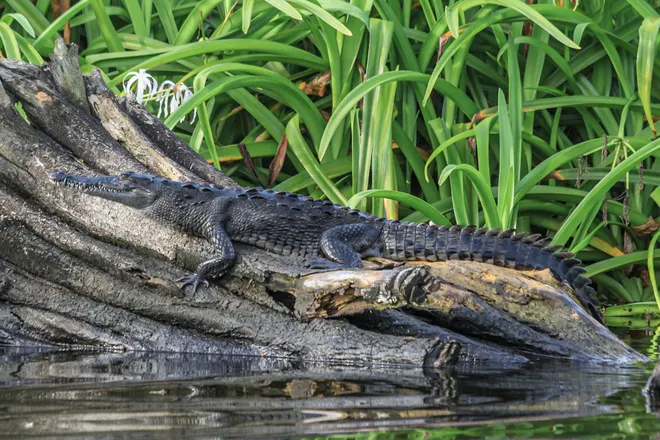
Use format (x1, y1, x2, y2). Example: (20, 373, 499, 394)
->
(176, 274, 210, 293)
(577, 292, 604, 325)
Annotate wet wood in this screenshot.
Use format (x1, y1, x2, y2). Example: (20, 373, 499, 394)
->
(0, 40, 649, 367)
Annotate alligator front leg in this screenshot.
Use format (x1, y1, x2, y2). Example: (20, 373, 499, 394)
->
(177, 223, 236, 293)
(314, 223, 381, 268)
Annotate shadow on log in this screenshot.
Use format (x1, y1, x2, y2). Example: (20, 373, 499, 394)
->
(0, 41, 649, 367)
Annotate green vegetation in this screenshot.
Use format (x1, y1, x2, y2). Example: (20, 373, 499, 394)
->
(0, 0, 658, 315)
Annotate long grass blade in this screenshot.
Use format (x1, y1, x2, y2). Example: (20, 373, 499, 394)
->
(636, 17, 660, 138)
(90, 0, 125, 52)
(649, 231, 660, 312)
(439, 164, 500, 228)
(286, 115, 346, 204)
(122, 0, 148, 37)
(347, 190, 451, 226)
(0, 22, 21, 59)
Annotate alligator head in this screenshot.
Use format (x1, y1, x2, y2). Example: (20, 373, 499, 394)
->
(50, 171, 163, 209)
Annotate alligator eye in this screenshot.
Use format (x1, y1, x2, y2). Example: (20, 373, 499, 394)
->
(120, 172, 133, 180)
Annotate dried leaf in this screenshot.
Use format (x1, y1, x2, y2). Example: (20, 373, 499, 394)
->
(438, 32, 452, 61)
(467, 136, 477, 162)
(545, 170, 562, 181)
(632, 216, 660, 235)
(255, 130, 271, 142)
(638, 163, 644, 193)
(640, 267, 651, 288)
(623, 230, 634, 275)
(268, 134, 288, 186)
(219, 105, 244, 122)
(238, 142, 262, 185)
(302, 71, 331, 97)
(576, 155, 584, 187)
(51, 0, 71, 43)
(356, 60, 365, 83)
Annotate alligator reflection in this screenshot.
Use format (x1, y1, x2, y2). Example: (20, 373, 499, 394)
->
(0, 348, 651, 438)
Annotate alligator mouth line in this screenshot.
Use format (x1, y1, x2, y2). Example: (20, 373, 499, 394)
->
(50, 174, 126, 194)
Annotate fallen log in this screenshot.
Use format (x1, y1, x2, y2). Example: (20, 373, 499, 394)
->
(0, 41, 648, 366)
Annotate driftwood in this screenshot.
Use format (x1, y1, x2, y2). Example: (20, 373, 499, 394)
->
(0, 41, 648, 367)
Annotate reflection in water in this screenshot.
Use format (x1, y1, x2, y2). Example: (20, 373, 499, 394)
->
(0, 346, 658, 438)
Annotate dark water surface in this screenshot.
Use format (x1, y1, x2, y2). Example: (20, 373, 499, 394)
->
(1, 330, 660, 439)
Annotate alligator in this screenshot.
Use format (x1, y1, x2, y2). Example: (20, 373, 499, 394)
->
(50, 171, 602, 323)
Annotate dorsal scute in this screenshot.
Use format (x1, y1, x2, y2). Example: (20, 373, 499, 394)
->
(227, 186, 382, 221)
(498, 228, 516, 238)
(180, 182, 199, 199)
(485, 228, 500, 237)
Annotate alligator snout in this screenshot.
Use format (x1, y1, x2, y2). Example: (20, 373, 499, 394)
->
(49, 171, 69, 183)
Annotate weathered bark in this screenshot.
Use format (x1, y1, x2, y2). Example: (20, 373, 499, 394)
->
(121, 95, 240, 189)
(85, 70, 202, 182)
(49, 38, 90, 114)
(0, 41, 649, 367)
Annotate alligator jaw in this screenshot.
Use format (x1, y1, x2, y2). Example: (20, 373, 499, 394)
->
(50, 172, 126, 195)
(49, 172, 159, 209)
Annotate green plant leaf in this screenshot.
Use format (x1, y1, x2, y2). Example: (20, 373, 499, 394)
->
(263, 0, 303, 20)
(0, 22, 20, 59)
(242, 0, 254, 33)
(318, 70, 479, 160)
(423, 0, 580, 105)
(285, 115, 346, 204)
(152, 0, 179, 44)
(637, 17, 660, 137)
(5, 0, 49, 35)
(347, 190, 451, 226)
(439, 164, 500, 228)
(121, 0, 148, 37)
(288, 0, 352, 35)
(650, 231, 660, 312)
(424, 129, 475, 181)
(34, 0, 94, 47)
(553, 137, 660, 245)
(319, 0, 370, 26)
(90, 0, 124, 52)
(1, 13, 35, 38)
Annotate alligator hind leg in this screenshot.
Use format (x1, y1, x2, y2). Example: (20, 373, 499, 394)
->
(316, 223, 381, 268)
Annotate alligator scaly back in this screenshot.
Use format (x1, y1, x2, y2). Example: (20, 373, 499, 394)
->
(381, 222, 601, 322)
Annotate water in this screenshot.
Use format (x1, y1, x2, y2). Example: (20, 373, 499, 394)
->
(1, 329, 659, 439)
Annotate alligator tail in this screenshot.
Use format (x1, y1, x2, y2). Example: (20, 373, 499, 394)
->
(382, 222, 602, 323)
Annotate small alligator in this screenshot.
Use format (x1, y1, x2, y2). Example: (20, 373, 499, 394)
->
(51, 171, 602, 322)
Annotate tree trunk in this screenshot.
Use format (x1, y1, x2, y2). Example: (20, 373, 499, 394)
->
(0, 41, 647, 367)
